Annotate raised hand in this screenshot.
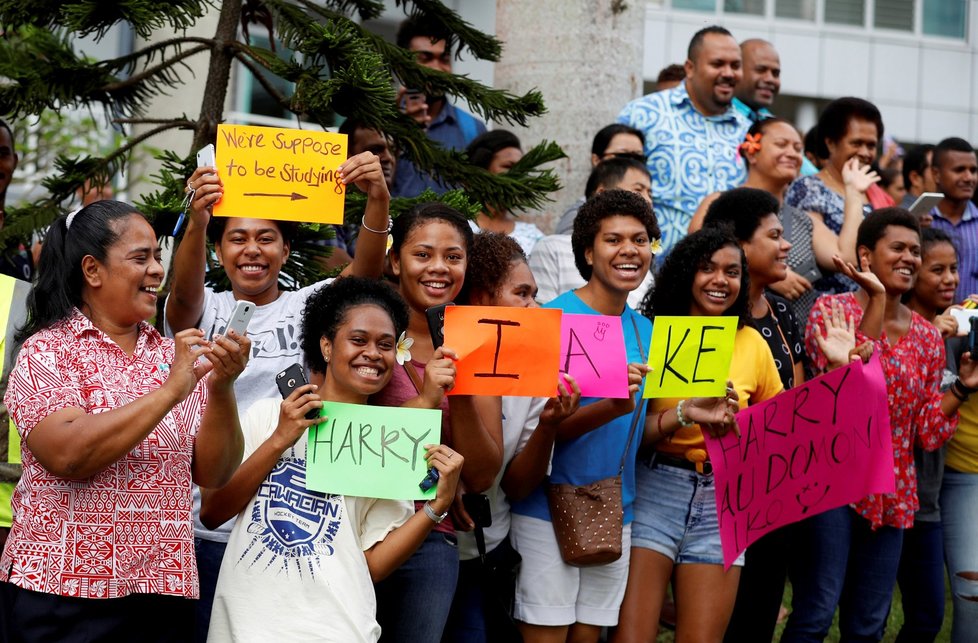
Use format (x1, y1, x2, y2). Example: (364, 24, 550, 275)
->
(842, 157, 881, 194)
(338, 151, 389, 200)
(832, 254, 885, 296)
(540, 373, 582, 427)
(685, 381, 741, 438)
(185, 166, 223, 226)
(425, 444, 463, 515)
(165, 328, 213, 402)
(420, 346, 457, 408)
(202, 329, 251, 390)
(813, 297, 857, 368)
(271, 383, 323, 451)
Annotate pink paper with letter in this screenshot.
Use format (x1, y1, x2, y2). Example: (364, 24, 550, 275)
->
(705, 354, 895, 568)
(559, 314, 630, 399)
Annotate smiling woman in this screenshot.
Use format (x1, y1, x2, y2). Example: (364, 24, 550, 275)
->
(0, 201, 250, 642)
(165, 150, 392, 639)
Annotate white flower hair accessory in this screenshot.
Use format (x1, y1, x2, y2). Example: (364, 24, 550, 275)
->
(395, 331, 414, 365)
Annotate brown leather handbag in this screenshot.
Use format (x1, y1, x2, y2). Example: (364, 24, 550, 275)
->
(546, 317, 646, 567)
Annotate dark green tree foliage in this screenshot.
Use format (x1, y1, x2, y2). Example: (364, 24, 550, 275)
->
(0, 0, 565, 286)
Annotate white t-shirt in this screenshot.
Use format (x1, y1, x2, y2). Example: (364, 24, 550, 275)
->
(164, 282, 331, 541)
(456, 396, 547, 561)
(528, 234, 652, 309)
(208, 399, 413, 643)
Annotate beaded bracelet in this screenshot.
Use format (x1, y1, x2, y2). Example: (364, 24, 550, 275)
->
(676, 399, 695, 428)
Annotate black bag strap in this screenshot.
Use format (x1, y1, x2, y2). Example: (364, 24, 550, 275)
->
(617, 316, 647, 475)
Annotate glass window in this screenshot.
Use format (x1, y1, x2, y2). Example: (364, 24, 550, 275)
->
(874, 0, 913, 30)
(825, 0, 866, 25)
(775, 0, 816, 20)
(724, 0, 764, 14)
(673, 0, 717, 11)
(238, 34, 295, 121)
(923, 0, 967, 38)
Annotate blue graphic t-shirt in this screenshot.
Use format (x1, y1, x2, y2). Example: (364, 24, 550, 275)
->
(510, 291, 652, 525)
(208, 398, 413, 643)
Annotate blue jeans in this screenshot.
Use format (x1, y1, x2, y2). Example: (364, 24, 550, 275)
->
(375, 530, 459, 643)
(783, 506, 904, 643)
(194, 538, 227, 643)
(442, 537, 521, 643)
(940, 468, 978, 643)
(895, 519, 944, 643)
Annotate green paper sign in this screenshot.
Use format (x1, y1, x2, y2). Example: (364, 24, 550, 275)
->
(643, 316, 738, 398)
(306, 402, 442, 500)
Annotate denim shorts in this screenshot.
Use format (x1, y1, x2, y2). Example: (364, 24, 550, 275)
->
(631, 456, 744, 566)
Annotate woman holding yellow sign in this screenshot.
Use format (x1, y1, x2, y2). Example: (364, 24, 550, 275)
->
(168, 145, 392, 640)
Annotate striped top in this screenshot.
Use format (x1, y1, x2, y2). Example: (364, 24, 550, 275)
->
(930, 200, 978, 302)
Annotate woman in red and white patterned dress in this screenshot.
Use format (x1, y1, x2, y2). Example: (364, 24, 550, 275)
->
(0, 201, 250, 642)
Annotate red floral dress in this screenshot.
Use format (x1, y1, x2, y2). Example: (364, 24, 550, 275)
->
(805, 293, 956, 529)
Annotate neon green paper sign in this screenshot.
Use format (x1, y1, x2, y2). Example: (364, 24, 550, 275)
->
(306, 402, 442, 500)
(643, 316, 738, 398)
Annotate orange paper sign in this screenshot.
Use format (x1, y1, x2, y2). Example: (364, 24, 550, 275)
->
(444, 306, 562, 397)
(214, 124, 347, 224)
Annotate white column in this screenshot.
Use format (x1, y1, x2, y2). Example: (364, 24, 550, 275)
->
(494, 0, 645, 232)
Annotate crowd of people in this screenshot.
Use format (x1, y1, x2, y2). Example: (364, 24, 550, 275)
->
(0, 15, 977, 643)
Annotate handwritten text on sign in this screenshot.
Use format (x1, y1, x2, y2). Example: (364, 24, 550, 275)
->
(705, 355, 895, 568)
(214, 124, 347, 225)
(643, 316, 737, 398)
(444, 306, 561, 397)
(559, 314, 629, 399)
(306, 402, 441, 500)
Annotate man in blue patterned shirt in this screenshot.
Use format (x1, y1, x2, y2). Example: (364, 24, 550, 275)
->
(618, 26, 750, 258)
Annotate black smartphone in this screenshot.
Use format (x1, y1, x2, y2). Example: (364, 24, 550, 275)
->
(462, 493, 492, 529)
(969, 317, 978, 357)
(275, 363, 319, 420)
(425, 302, 454, 350)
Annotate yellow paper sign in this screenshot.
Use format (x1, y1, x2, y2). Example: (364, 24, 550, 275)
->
(214, 124, 347, 224)
(643, 316, 738, 398)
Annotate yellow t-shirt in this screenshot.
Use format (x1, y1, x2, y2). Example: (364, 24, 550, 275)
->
(946, 395, 978, 473)
(653, 325, 784, 461)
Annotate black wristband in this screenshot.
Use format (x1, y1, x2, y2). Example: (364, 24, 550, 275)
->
(956, 378, 978, 395)
(950, 382, 969, 402)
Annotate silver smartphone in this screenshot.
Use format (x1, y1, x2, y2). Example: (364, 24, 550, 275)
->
(908, 192, 943, 218)
(196, 143, 216, 169)
(225, 300, 255, 337)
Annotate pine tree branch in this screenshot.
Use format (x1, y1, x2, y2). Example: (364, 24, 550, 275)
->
(231, 48, 292, 111)
(394, 0, 502, 61)
(102, 44, 210, 92)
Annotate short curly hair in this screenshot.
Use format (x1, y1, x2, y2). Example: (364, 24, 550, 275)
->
(571, 189, 660, 282)
(459, 231, 526, 304)
(640, 227, 750, 328)
(300, 276, 409, 375)
(702, 187, 780, 243)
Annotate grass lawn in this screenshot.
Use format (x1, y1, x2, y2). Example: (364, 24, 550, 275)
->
(654, 577, 953, 642)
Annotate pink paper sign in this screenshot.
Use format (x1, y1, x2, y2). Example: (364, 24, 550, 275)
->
(558, 314, 630, 399)
(705, 355, 895, 568)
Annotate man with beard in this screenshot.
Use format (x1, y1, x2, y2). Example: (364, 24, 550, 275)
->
(732, 39, 780, 123)
(929, 137, 978, 300)
(618, 26, 749, 258)
(391, 16, 486, 198)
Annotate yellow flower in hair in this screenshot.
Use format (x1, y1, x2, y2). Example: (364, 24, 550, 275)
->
(395, 331, 414, 365)
(649, 238, 662, 255)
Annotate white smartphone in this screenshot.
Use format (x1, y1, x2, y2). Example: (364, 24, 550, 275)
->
(950, 308, 978, 337)
(908, 192, 943, 218)
(196, 143, 216, 169)
(225, 300, 256, 337)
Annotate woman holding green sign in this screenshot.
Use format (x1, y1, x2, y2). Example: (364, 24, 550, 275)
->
(614, 227, 783, 643)
(202, 276, 462, 642)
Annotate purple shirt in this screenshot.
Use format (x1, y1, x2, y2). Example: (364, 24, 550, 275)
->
(930, 200, 978, 301)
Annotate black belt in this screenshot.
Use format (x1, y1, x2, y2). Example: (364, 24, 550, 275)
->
(653, 453, 713, 476)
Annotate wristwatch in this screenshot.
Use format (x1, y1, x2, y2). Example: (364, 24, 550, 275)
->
(423, 501, 448, 524)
